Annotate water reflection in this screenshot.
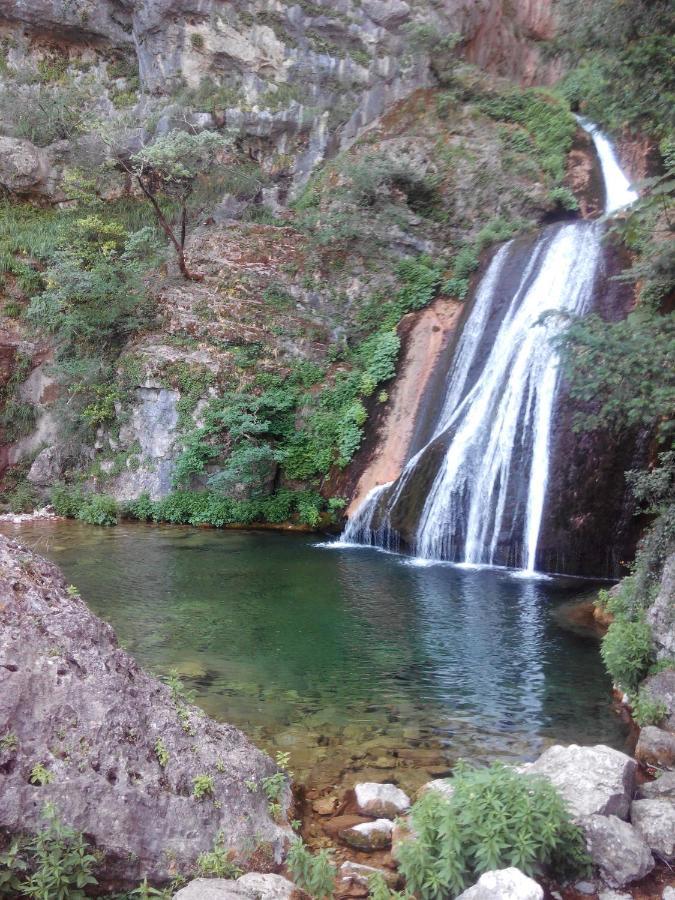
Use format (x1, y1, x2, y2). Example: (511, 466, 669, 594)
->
(0, 521, 628, 786)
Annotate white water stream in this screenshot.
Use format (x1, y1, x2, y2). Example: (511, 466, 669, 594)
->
(343, 121, 637, 573)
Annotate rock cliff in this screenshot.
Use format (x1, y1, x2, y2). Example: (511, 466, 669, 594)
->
(0, 533, 290, 889)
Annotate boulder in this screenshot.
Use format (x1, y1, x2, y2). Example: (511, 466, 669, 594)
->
(173, 874, 298, 899)
(455, 867, 543, 900)
(0, 136, 54, 197)
(631, 798, 675, 860)
(338, 861, 399, 890)
(638, 771, 675, 799)
(0, 535, 289, 890)
(354, 782, 411, 818)
(340, 819, 393, 851)
(640, 670, 675, 731)
(521, 744, 636, 820)
(27, 445, 67, 487)
(647, 553, 675, 661)
(635, 726, 675, 770)
(417, 778, 455, 801)
(597, 892, 632, 900)
(663, 888, 675, 900)
(582, 814, 654, 887)
(362, 0, 411, 27)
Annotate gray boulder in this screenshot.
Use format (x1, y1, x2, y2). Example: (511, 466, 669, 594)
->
(455, 867, 543, 900)
(354, 782, 411, 818)
(631, 798, 675, 860)
(521, 744, 636, 820)
(583, 814, 654, 887)
(635, 726, 675, 770)
(418, 778, 455, 801)
(0, 136, 55, 196)
(638, 770, 675, 799)
(647, 553, 675, 661)
(338, 861, 399, 889)
(0, 535, 289, 891)
(174, 874, 298, 900)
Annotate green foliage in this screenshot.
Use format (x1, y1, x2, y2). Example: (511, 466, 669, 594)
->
(154, 738, 169, 769)
(631, 688, 667, 727)
(549, 186, 579, 211)
(394, 257, 443, 315)
(1, 732, 18, 753)
(261, 751, 292, 820)
(286, 840, 336, 900)
(76, 495, 119, 527)
(196, 834, 242, 879)
(0, 803, 98, 900)
(559, 308, 675, 441)
(397, 763, 589, 898)
(0, 399, 37, 441)
(478, 89, 576, 183)
(192, 774, 215, 801)
(601, 616, 654, 693)
(29, 764, 54, 787)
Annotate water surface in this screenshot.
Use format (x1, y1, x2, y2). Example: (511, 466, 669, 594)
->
(1, 521, 628, 792)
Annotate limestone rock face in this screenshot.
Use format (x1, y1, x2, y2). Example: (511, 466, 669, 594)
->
(631, 798, 675, 860)
(455, 867, 544, 900)
(583, 815, 654, 888)
(635, 726, 675, 770)
(0, 137, 54, 197)
(521, 744, 636, 820)
(354, 782, 411, 818)
(640, 670, 675, 731)
(647, 552, 675, 661)
(0, 535, 289, 890)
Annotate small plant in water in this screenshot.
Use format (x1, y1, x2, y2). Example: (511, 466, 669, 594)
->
(30, 763, 54, 786)
(192, 774, 215, 800)
(66, 584, 81, 597)
(261, 751, 292, 820)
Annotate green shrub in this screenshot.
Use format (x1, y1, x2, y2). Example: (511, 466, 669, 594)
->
(76, 494, 119, 527)
(286, 840, 336, 899)
(631, 687, 667, 726)
(0, 400, 37, 442)
(600, 616, 653, 693)
(0, 802, 98, 899)
(397, 763, 589, 898)
(50, 483, 86, 518)
(196, 835, 242, 879)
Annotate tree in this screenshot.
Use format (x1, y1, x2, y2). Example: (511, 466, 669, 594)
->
(117, 129, 228, 281)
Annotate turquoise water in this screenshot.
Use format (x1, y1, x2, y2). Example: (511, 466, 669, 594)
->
(2, 520, 628, 792)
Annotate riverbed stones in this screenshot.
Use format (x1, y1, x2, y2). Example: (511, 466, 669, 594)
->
(0, 535, 289, 890)
(417, 778, 455, 800)
(520, 744, 636, 820)
(631, 798, 675, 859)
(583, 814, 654, 887)
(340, 818, 394, 850)
(173, 874, 298, 900)
(354, 782, 411, 818)
(455, 867, 544, 900)
(635, 726, 675, 769)
(338, 861, 400, 890)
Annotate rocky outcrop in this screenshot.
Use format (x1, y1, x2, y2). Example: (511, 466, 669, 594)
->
(455, 867, 543, 900)
(0, 137, 56, 197)
(631, 798, 675, 860)
(520, 744, 637, 821)
(647, 553, 675, 661)
(0, 534, 289, 890)
(635, 726, 675, 770)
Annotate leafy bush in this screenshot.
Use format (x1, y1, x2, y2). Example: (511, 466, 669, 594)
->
(601, 616, 654, 693)
(631, 688, 667, 726)
(286, 840, 336, 899)
(0, 802, 98, 899)
(396, 763, 589, 898)
(76, 494, 119, 527)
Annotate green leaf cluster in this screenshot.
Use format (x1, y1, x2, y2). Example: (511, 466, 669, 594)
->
(286, 840, 336, 900)
(397, 763, 589, 898)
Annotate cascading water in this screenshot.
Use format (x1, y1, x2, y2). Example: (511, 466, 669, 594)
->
(343, 121, 636, 573)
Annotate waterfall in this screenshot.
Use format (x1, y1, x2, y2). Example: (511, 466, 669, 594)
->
(343, 121, 637, 573)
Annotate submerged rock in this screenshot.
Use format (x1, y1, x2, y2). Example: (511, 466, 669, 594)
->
(455, 867, 543, 900)
(417, 778, 455, 800)
(520, 744, 636, 820)
(583, 814, 654, 887)
(631, 798, 675, 860)
(338, 861, 399, 890)
(340, 818, 394, 850)
(635, 726, 675, 770)
(354, 782, 411, 818)
(0, 535, 289, 890)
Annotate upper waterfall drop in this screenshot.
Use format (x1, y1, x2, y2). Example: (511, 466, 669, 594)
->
(342, 121, 637, 574)
(577, 116, 638, 214)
